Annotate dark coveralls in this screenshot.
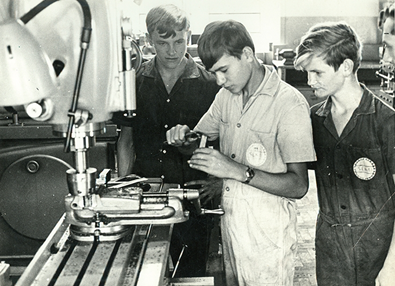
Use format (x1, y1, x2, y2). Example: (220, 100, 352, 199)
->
(112, 54, 220, 277)
(311, 86, 395, 285)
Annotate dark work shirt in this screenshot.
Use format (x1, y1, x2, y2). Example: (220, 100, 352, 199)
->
(112, 54, 220, 184)
(311, 85, 395, 223)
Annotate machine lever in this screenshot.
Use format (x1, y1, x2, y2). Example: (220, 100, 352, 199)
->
(172, 244, 187, 278)
(200, 208, 225, 215)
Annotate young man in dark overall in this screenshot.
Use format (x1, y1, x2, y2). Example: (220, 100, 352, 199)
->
(295, 21, 395, 286)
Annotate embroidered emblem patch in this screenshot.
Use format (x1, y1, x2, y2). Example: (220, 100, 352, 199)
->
(246, 143, 267, 167)
(353, 157, 376, 181)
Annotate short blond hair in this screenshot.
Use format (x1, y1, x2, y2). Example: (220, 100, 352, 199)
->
(146, 4, 190, 38)
(295, 21, 362, 73)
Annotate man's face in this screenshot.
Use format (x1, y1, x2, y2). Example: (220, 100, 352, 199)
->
(208, 52, 251, 94)
(302, 55, 345, 98)
(148, 29, 189, 70)
(381, 17, 395, 67)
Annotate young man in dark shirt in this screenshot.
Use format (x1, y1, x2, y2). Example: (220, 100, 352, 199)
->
(112, 4, 220, 277)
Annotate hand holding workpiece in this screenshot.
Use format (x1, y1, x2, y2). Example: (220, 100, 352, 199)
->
(188, 148, 245, 181)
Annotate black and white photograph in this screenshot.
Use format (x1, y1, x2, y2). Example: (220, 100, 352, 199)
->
(0, 0, 393, 285)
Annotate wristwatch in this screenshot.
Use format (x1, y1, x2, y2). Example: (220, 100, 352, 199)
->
(244, 166, 255, 184)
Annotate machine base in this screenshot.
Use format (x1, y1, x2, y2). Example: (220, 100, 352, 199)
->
(15, 215, 174, 286)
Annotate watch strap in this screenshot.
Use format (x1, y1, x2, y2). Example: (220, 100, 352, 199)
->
(244, 166, 255, 184)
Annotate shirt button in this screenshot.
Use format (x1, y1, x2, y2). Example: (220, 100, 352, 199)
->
(231, 154, 236, 159)
(161, 175, 165, 179)
(163, 149, 167, 154)
(225, 187, 230, 192)
(164, 124, 168, 128)
(236, 123, 241, 128)
(166, 99, 170, 103)
(340, 205, 347, 210)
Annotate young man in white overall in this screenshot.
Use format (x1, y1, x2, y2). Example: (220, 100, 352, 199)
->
(166, 20, 316, 285)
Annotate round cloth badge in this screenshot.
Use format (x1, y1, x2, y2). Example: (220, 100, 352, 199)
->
(246, 143, 267, 167)
(353, 157, 376, 180)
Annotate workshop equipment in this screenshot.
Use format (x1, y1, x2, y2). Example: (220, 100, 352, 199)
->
(0, 262, 12, 286)
(276, 48, 296, 65)
(376, 14, 395, 109)
(15, 178, 207, 286)
(0, 1, 222, 285)
(376, 47, 395, 108)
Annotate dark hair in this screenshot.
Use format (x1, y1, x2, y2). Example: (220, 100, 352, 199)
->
(197, 20, 255, 70)
(295, 21, 362, 73)
(146, 4, 190, 38)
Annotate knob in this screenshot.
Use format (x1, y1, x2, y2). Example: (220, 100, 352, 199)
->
(26, 160, 40, 173)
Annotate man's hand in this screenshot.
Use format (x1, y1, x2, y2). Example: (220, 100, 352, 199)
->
(185, 176, 223, 205)
(375, 238, 395, 286)
(375, 263, 395, 286)
(188, 148, 244, 181)
(166, 124, 191, 147)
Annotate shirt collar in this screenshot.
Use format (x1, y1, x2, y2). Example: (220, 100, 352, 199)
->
(142, 53, 200, 79)
(315, 84, 375, 117)
(252, 64, 281, 97)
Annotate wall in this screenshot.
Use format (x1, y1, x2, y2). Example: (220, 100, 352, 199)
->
(279, 0, 382, 61)
(129, 0, 384, 59)
(0, 0, 12, 21)
(1, 0, 388, 57)
(129, 0, 281, 53)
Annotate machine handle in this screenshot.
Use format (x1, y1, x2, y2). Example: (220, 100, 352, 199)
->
(200, 208, 225, 215)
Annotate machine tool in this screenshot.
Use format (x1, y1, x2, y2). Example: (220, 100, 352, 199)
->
(376, 7, 395, 109)
(0, 0, 221, 285)
(375, 49, 394, 107)
(276, 49, 296, 65)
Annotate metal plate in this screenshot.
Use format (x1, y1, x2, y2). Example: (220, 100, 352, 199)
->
(0, 154, 72, 239)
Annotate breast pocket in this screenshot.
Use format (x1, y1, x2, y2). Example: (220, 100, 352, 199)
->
(345, 146, 394, 208)
(245, 128, 279, 171)
(346, 146, 383, 185)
